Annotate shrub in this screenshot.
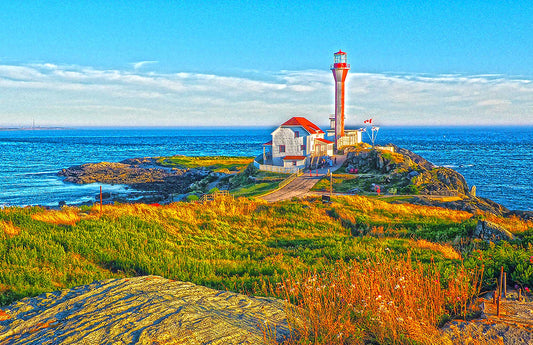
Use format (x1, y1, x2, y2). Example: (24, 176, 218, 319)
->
(186, 195, 199, 202)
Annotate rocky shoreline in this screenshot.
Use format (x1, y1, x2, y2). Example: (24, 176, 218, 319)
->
(343, 144, 532, 219)
(56, 148, 532, 219)
(58, 157, 215, 204)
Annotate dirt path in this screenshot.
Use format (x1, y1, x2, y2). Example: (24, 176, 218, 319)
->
(260, 154, 346, 202)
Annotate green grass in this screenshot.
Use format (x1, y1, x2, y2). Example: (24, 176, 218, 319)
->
(311, 174, 371, 193)
(230, 182, 280, 197)
(156, 155, 253, 172)
(1, 196, 531, 308)
(228, 169, 286, 197)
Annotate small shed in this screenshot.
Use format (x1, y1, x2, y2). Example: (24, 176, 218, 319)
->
(283, 155, 307, 168)
(314, 138, 334, 156)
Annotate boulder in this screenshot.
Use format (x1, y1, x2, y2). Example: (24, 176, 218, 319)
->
(0, 276, 294, 344)
(474, 220, 515, 242)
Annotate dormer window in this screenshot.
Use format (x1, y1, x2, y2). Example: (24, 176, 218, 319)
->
(294, 131, 299, 138)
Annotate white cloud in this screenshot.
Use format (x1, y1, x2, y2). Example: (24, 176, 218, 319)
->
(0, 63, 531, 127)
(132, 61, 159, 70)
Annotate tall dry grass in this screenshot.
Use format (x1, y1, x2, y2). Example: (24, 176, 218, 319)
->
(0, 220, 20, 236)
(412, 239, 462, 261)
(336, 195, 473, 224)
(272, 253, 482, 344)
(479, 212, 533, 234)
(30, 207, 81, 226)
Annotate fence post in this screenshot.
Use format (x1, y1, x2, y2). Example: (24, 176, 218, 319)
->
(100, 186, 103, 214)
(503, 272, 507, 299)
(499, 266, 504, 300)
(497, 292, 500, 317)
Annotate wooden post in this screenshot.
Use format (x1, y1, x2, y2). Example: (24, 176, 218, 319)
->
(493, 289, 497, 304)
(329, 169, 332, 198)
(496, 293, 500, 317)
(499, 266, 504, 299)
(100, 186, 103, 214)
(503, 272, 507, 299)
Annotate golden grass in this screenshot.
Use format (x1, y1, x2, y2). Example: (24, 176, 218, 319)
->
(0, 220, 21, 236)
(413, 239, 462, 261)
(31, 207, 81, 226)
(274, 254, 482, 345)
(480, 212, 533, 234)
(337, 195, 473, 224)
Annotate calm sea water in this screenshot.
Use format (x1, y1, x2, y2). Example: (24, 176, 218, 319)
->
(0, 127, 531, 210)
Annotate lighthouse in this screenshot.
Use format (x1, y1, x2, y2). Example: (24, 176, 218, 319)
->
(331, 50, 350, 147)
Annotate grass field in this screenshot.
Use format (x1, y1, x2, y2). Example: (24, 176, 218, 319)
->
(1, 195, 532, 343)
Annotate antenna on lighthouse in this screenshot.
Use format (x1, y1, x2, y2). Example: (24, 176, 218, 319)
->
(331, 50, 350, 149)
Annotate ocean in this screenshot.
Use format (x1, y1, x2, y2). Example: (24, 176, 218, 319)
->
(0, 127, 531, 211)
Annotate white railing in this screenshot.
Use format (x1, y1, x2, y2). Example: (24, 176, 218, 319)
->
(337, 135, 360, 149)
(375, 146, 395, 153)
(254, 161, 299, 174)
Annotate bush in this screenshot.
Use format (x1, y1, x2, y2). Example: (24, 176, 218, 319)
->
(186, 194, 199, 202)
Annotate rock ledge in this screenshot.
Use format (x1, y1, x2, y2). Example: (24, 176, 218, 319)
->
(0, 276, 292, 344)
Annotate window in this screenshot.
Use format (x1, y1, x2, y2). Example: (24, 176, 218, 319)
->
(279, 145, 285, 153)
(301, 144, 306, 151)
(294, 131, 299, 138)
(292, 161, 297, 166)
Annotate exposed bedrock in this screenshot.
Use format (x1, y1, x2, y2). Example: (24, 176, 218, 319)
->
(0, 276, 293, 344)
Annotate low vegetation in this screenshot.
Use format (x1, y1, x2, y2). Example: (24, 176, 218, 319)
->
(1, 195, 532, 343)
(156, 155, 253, 172)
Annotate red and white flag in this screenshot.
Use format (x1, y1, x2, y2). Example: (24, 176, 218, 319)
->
(364, 118, 373, 124)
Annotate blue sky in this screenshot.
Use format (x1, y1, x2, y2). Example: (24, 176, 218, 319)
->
(0, 1, 531, 127)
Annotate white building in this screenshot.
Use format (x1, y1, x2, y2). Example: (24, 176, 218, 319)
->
(261, 117, 333, 170)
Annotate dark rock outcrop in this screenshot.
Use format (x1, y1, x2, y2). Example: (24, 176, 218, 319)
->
(343, 145, 513, 216)
(474, 220, 515, 242)
(58, 158, 210, 203)
(414, 167, 470, 196)
(345, 145, 470, 197)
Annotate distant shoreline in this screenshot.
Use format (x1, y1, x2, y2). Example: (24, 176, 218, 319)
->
(0, 127, 65, 131)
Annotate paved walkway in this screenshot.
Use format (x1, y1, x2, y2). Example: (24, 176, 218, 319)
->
(261, 154, 346, 202)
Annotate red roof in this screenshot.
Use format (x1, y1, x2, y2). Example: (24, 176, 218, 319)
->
(281, 117, 324, 134)
(283, 156, 306, 160)
(335, 50, 346, 55)
(315, 138, 333, 144)
(263, 140, 272, 145)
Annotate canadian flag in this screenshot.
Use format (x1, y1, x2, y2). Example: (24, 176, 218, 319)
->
(364, 119, 373, 124)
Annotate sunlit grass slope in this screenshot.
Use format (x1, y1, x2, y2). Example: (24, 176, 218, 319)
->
(1, 195, 532, 343)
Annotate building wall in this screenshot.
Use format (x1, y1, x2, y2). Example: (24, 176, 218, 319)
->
(283, 158, 306, 168)
(271, 126, 308, 166)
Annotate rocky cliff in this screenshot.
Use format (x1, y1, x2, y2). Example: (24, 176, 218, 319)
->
(344, 145, 511, 216)
(0, 276, 292, 344)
